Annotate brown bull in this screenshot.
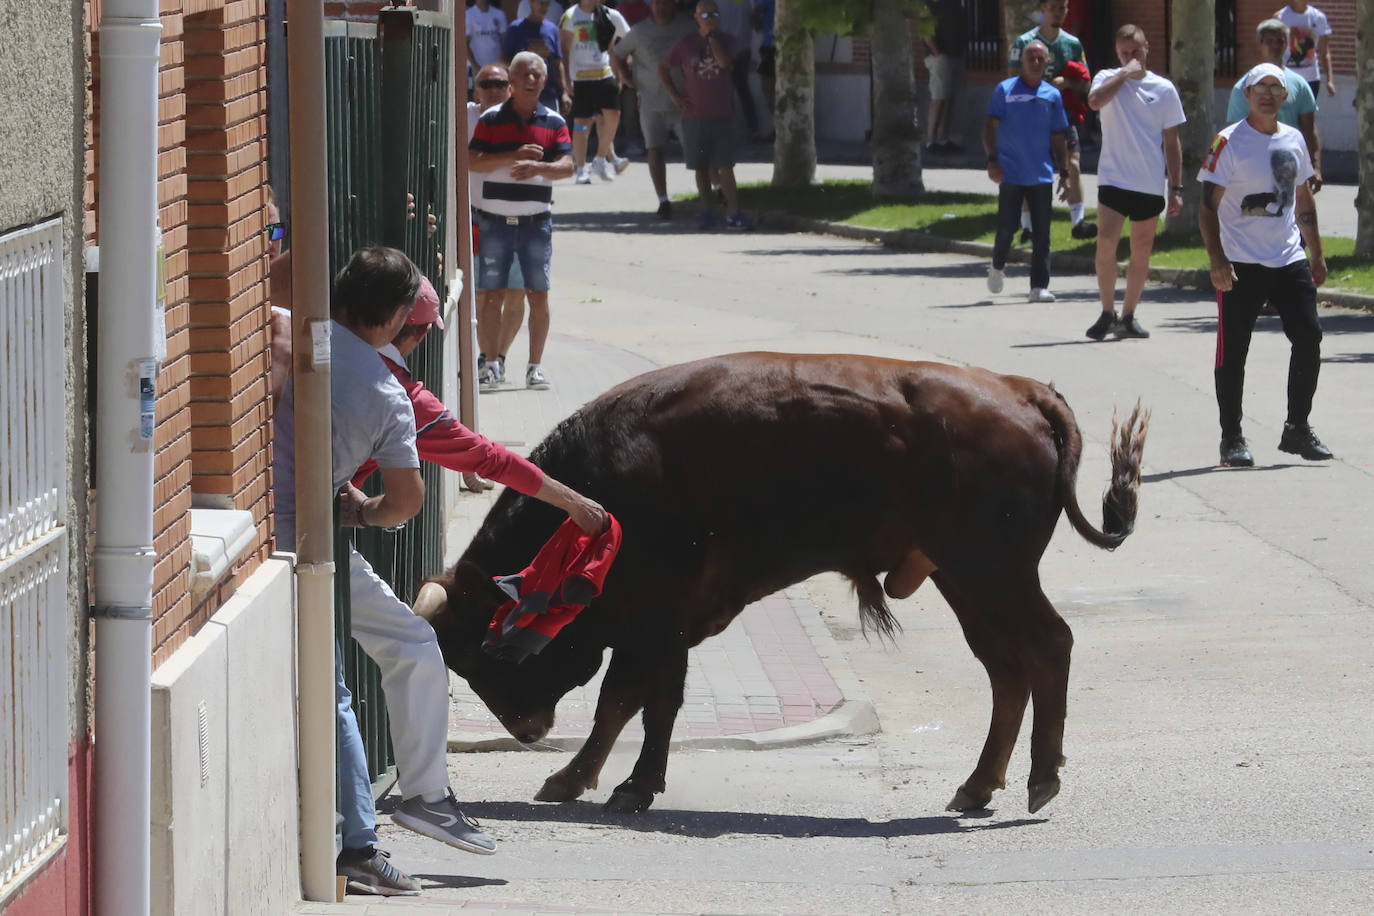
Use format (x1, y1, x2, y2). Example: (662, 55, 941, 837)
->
(415, 353, 1149, 814)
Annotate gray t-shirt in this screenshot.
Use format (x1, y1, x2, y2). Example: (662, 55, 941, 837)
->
(614, 16, 695, 113)
(273, 319, 418, 548)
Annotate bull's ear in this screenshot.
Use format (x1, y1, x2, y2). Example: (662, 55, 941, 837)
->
(451, 559, 509, 618)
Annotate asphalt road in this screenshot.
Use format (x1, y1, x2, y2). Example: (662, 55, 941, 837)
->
(372, 161, 1374, 914)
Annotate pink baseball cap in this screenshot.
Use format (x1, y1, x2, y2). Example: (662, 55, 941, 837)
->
(407, 277, 444, 330)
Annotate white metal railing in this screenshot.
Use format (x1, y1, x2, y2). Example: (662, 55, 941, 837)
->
(0, 218, 70, 892)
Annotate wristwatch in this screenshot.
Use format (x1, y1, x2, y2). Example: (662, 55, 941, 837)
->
(1170, 185, 1185, 194)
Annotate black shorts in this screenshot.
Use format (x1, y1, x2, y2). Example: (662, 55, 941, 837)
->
(1098, 184, 1165, 221)
(757, 45, 776, 78)
(571, 77, 620, 119)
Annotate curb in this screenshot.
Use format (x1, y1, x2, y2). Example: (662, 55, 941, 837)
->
(759, 210, 1374, 314)
(445, 698, 880, 754)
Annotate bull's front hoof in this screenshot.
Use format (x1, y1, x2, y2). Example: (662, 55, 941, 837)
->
(946, 785, 994, 812)
(534, 773, 586, 803)
(1027, 777, 1061, 814)
(604, 786, 654, 814)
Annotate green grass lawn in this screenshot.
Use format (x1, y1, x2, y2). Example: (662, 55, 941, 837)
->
(689, 180, 1373, 295)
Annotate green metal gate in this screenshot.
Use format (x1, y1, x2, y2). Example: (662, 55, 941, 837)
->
(324, 8, 452, 783)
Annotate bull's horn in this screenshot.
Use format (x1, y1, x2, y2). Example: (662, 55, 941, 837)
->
(412, 582, 447, 621)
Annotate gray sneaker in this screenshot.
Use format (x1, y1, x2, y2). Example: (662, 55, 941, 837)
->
(392, 789, 497, 855)
(337, 846, 421, 896)
(478, 362, 499, 392)
(525, 365, 551, 390)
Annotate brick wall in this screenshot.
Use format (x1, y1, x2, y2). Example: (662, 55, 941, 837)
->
(88, 0, 274, 668)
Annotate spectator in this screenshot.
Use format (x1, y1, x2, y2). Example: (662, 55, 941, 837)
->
(272, 248, 493, 898)
(265, 187, 292, 405)
(922, 0, 967, 153)
(560, 0, 632, 183)
(613, 0, 694, 218)
(713, 0, 757, 138)
(504, 0, 566, 113)
(1227, 18, 1321, 192)
(1198, 63, 1332, 468)
(1275, 2, 1335, 97)
(354, 277, 607, 533)
(467, 63, 530, 391)
(661, 0, 752, 231)
(1009, 0, 1096, 239)
(466, 0, 508, 77)
(518, 0, 563, 23)
(469, 51, 576, 390)
(1084, 24, 1185, 341)
(618, 0, 651, 26)
(983, 39, 1069, 303)
(754, 0, 775, 137)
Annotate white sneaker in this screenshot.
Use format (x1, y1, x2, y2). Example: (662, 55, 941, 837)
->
(591, 157, 613, 181)
(490, 358, 504, 385)
(477, 362, 498, 392)
(1028, 288, 1056, 303)
(986, 266, 1004, 294)
(525, 365, 551, 390)
(575, 165, 592, 184)
(612, 155, 630, 174)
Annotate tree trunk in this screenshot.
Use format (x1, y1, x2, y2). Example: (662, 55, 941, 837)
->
(1355, 0, 1374, 254)
(1164, 0, 1215, 235)
(772, 0, 816, 187)
(870, 0, 923, 199)
(1002, 0, 1038, 66)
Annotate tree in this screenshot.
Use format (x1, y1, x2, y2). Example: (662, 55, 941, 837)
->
(1002, 0, 1038, 64)
(772, 0, 817, 187)
(1356, 0, 1374, 254)
(870, 0, 923, 200)
(1164, 0, 1215, 235)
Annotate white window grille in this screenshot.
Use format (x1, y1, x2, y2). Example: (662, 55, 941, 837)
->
(0, 218, 70, 893)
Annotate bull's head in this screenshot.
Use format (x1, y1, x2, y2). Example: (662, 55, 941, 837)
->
(414, 560, 606, 744)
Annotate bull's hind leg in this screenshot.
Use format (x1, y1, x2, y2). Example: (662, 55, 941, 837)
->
(1018, 584, 1073, 814)
(605, 642, 689, 813)
(536, 649, 644, 802)
(933, 572, 1031, 812)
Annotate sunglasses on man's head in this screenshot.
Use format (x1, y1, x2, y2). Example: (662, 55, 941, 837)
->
(266, 222, 286, 242)
(477, 78, 510, 89)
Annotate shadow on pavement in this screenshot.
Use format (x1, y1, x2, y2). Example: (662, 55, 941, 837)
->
(464, 799, 1046, 840)
(1143, 463, 1321, 483)
(411, 874, 509, 890)
(1162, 312, 1373, 335)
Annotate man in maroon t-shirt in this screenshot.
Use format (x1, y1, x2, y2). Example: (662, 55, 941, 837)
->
(659, 0, 752, 230)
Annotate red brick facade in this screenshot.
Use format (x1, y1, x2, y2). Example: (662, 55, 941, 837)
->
(87, 0, 273, 667)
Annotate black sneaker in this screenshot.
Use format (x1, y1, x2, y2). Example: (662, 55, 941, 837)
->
(1277, 423, 1333, 461)
(1071, 220, 1099, 239)
(338, 846, 420, 896)
(1112, 315, 1150, 339)
(1018, 227, 1032, 246)
(1219, 434, 1254, 468)
(1085, 311, 1117, 341)
(656, 199, 673, 220)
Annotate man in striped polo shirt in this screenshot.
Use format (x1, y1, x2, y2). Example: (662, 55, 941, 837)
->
(469, 51, 575, 390)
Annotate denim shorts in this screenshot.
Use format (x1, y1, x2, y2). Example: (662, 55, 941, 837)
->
(474, 209, 552, 292)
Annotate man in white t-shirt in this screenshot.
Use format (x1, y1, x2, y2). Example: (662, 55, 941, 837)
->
(1275, 2, 1335, 97)
(1083, 24, 1184, 342)
(466, 0, 508, 76)
(561, 0, 631, 183)
(1198, 63, 1331, 469)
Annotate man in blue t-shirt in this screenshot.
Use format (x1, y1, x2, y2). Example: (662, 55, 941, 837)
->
(983, 39, 1070, 302)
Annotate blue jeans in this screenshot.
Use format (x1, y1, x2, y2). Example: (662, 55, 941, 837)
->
(337, 646, 377, 853)
(475, 210, 552, 291)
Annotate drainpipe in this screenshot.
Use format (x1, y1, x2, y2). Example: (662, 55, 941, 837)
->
(92, 1, 161, 914)
(285, 0, 337, 901)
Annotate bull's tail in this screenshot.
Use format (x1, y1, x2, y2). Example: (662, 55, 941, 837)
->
(1036, 391, 1151, 551)
(849, 571, 901, 641)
